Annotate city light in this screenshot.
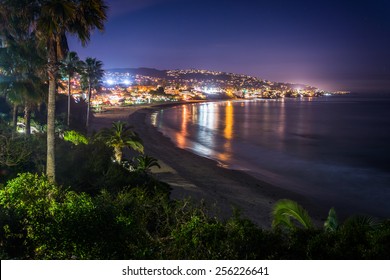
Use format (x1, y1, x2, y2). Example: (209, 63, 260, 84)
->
(105, 79, 114, 85)
(55, 68, 340, 110)
(194, 86, 220, 94)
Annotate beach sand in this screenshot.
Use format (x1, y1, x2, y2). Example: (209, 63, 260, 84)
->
(90, 103, 326, 228)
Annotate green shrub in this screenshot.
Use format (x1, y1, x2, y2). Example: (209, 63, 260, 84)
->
(223, 214, 283, 259)
(0, 173, 154, 259)
(169, 214, 225, 259)
(56, 139, 170, 196)
(1, 173, 389, 260)
(63, 130, 89, 145)
(0, 173, 62, 258)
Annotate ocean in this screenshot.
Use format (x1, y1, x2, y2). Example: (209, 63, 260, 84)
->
(151, 94, 390, 218)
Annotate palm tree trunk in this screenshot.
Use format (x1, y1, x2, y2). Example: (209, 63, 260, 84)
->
(67, 75, 71, 127)
(12, 104, 18, 130)
(11, 104, 18, 139)
(47, 77, 56, 182)
(46, 40, 57, 183)
(114, 146, 122, 163)
(24, 104, 31, 137)
(86, 84, 91, 128)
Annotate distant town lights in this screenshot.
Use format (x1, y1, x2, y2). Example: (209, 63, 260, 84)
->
(203, 87, 218, 94)
(106, 79, 114, 85)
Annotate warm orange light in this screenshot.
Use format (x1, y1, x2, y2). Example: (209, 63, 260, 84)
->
(224, 101, 233, 140)
(220, 101, 233, 162)
(175, 105, 188, 149)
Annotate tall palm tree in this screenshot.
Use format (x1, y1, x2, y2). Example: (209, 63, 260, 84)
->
(7, 80, 45, 136)
(59, 51, 82, 127)
(0, 86, 21, 132)
(0, 0, 108, 182)
(0, 35, 46, 137)
(0, 75, 22, 131)
(1, 33, 23, 131)
(97, 121, 144, 164)
(80, 57, 104, 128)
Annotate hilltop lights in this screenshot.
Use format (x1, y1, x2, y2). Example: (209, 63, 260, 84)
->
(195, 86, 219, 94)
(105, 79, 115, 85)
(54, 68, 328, 110)
(103, 77, 132, 86)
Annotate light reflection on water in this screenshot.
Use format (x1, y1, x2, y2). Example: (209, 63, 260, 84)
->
(221, 101, 233, 162)
(175, 105, 187, 149)
(152, 97, 390, 218)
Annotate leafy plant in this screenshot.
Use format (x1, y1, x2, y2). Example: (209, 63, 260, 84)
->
(0, 135, 32, 167)
(135, 155, 161, 173)
(63, 130, 89, 145)
(324, 207, 339, 232)
(97, 121, 143, 164)
(272, 199, 313, 230)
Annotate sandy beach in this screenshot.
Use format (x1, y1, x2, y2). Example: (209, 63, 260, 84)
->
(90, 102, 326, 227)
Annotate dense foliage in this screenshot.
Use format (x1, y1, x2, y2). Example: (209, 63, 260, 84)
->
(0, 169, 389, 259)
(0, 173, 390, 259)
(0, 110, 389, 259)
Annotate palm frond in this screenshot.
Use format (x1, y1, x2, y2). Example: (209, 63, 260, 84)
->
(343, 215, 378, 231)
(324, 207, 339, 232)
(272, 199, 313, 230)
(135, 155, 161, 172)
(96, 121, 144, 162)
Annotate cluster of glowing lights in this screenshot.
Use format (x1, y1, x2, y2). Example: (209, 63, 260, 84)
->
(104, 79, 132, 85)
(194, 86, 220, 94)
(105, 79, 115, 85)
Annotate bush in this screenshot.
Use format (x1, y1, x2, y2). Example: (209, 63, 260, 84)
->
(0, 173, 62, 258)
(63, 130, 89, 145)
(1, 173, 389, 260)
(0, 173, 170, 259)
(55, 139, 170, 196)
(223, 213, 283, 259)
(0, 134, 46, 183)
(169, 214, 225, 259)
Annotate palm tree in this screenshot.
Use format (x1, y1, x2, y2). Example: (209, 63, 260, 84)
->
(59, 51, 82, 127)
(0, 75, 22, 131)
(272, 199, 383, 239)
(0, 35, 46, 137)
(1, 80, 41, 136)
(8, 80, 45, 136)
(97, 121, 144, 164)
(0, 0, 108, 182)
(80, 57, 104, 128)
(135, 155, 161, 173)
(272, 199, 314, 230)
(0, 35, 23, 131)
(0, 87, 21, 132)
(324, 207, 339, 232)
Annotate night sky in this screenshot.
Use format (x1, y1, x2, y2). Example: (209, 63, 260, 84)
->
(69, 0, 390, 93)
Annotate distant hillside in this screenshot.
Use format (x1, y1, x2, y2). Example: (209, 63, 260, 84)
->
(105, 67, 317, 91)
(172, 72, 232, 81)
(106, 68, 168, 78)
(106, 68, 234, 82)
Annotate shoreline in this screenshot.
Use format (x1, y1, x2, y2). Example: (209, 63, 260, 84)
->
(91, 102, 327, 227)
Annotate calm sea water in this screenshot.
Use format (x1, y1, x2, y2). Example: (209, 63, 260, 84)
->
(151, 94, 390, 218)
